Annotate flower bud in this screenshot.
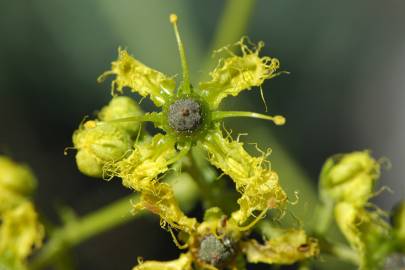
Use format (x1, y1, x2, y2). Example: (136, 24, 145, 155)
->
(0, 156, 37, 197)
(203, 207, 224, 222)
(98, 96, 143, 136)
(0, 201, 44, 260)
(320, 151, 380, 206)
(73, 122, 132, 177)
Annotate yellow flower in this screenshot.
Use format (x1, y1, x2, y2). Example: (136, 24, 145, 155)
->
(0, 201, 44, 261)
(0, 156, 44, 267)
(132, 207, 319, 270)
(319, 151, 397, 270)
(75, 14, 288, 232)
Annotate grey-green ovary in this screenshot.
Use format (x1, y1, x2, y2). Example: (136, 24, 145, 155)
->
(168, 98, 202, 133)
(198, 234, 235, 268)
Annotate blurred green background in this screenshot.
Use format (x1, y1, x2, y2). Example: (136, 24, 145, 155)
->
(0, 0, 404, 269)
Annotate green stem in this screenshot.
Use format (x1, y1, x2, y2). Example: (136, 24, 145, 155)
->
(314, 200, 334, 235)
(30, 195, 138, 270)
(324, 242, 359, 265)
(30, 175, 199, 270)
(189, 147, 238, 214)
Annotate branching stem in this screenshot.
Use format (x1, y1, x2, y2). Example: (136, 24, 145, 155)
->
(30, 195, 139, 270)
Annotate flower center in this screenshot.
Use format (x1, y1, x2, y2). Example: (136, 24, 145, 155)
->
(197, 234, 234, 268)
(168, 98, 202, 133)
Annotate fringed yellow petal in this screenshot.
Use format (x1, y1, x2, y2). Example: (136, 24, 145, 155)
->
(335, 202, 390, 270)
(199, 37, 283, 109)
(0, 202, 44, 261)
(105, 134, 195, 232)
(201, 125, 287, 225)
(98, 48, 176, 107)
(242, 229, 319, 265)
(105, 134, 181, 190)
(133, 182, 197, 233)
(133, 252, 193, 270)
(0, 157, 44, 264)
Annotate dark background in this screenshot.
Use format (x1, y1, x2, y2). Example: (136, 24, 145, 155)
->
(1, 0, 404, 269)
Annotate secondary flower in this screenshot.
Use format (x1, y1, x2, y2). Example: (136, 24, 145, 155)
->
(74, 14, 288, 233)
(132, 207, 319, 270)
(0, 156, 44, 269)
(319, 151, 403, 270)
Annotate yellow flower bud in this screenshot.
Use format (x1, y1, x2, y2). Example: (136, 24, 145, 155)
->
(98, 96, 143, 136)
(73, 122, 132, 177)
(0, 201, 44, 261)
(320, 151, 380, 206)
(0, 156, 37, 197)
(0, 157, 44, 266)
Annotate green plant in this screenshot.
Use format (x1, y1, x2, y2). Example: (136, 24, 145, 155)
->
(0, 3, 404, 270)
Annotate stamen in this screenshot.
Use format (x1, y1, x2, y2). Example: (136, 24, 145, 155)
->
(96, 112, 164, 125)
(168, 226, 189, 249)
(212, 111, 286, 126)
(237, 207, 269, 231)
(170, 14, 191, 95)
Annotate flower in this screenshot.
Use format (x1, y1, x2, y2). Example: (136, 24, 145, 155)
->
(132, 207, 319, 270)
(74, 14, 288, 233)
(0, 156, 44, 269)
(319, 151, 402, 270)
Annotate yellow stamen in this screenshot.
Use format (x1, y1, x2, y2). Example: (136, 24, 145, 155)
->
(170, 14, 191, 95)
